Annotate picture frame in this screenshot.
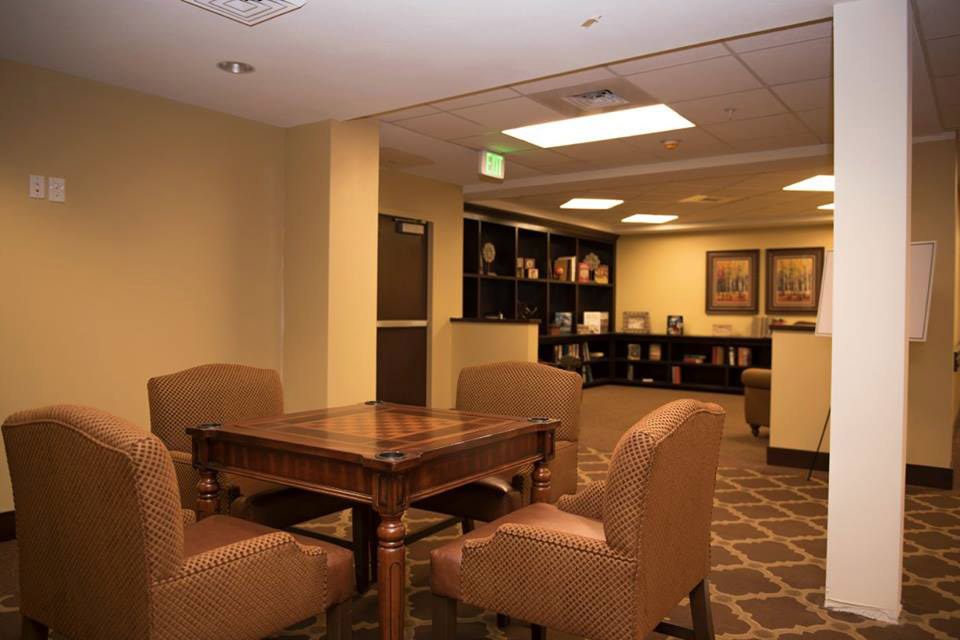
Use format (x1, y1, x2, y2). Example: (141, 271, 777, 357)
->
(706, 249, 760, 314)
(667, 315, 684, 335)
(622, 311, 651, 334)
(765, 247, 825, 314)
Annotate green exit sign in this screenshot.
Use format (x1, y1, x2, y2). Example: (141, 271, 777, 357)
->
(479, 150, 505, 180)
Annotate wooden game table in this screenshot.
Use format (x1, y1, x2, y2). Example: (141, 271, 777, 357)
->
(187, 401, 558, 640)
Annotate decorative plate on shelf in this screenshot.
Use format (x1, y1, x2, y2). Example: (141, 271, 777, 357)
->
(584, 252, 601, 271)
(482, 242, 496, 265)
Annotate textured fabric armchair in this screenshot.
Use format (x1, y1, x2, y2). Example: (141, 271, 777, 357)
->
(3, 405, 353, 640)
(741, 367, 771, 437)
(148, 363, 371, 590)
(413, 361, 582, 527)
(430, 399, 725, 640)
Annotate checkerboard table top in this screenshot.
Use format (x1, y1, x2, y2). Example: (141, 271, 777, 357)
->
(188, 402, 558, 464)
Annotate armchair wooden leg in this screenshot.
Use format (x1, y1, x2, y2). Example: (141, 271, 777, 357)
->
(531, 623, 547, 640)
(432, 594, 458, 640)
(496, 613, 511, 628)
(326, 599, 352, 640)
(21, 617, 48, 640)
(461, 517, 474, 533)
(689, 579, 716, 640)
(352, 505, 370, 593)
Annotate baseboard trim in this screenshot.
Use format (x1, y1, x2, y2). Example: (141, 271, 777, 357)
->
(766, 447, 953, 490)
(0, 511, 14, 542)
(824, 595, 901, 623)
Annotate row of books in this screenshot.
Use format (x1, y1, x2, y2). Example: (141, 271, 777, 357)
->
(553, 257, 610, 284)
(626, 343, 662, 361)
(549, 311, 610, 335)
(551, 342, 606, 363)
(624, 344, 752, 367)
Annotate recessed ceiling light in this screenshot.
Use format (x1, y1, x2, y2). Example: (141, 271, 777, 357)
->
(621, 214, 678, 224)
(783, 175, 835, 191)
(217, 60, 255, 74)
(560, 198, 624, 210)
(503, 104, 695, 148)
(817, 203, 835, 210)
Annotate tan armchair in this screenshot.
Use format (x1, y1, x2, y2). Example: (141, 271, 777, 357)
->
(148, 363, 371, 590)
(3, 405, 353, 640)
(741, 368, 771, 437)
(430, 399, 725, 640)
(413, 361, 582, 528)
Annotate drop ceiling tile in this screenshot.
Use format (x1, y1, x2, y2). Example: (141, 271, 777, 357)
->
(512, 67, 617, 95)
(669, 88, 785, 125)
(432, 88, 521, 111)
(738, 38, 832, 85)
(727, 22, 832, 53)
(535, 161, 593, 174)
(934, 73, 960, 105)
(926, 36, 960, 77)
(453, 97, 564, 130)
(606, 44, 728, 76)
(550, 139, 642, 161)
(452, 133, 537, 153)
(795, 108, 832, 140)
(393, 111, 491, 139)
(726, 132, 821, 152)
(702, 112, 809, 143)
(507, 148, 579, 168)
(503, 163, 543, 179)
(380, 104, 440, 122)
(625, 56, 761, 103)
(771, 78, 832, 112)
(621, 124, 729, 153)
(915, 0, 960, 40)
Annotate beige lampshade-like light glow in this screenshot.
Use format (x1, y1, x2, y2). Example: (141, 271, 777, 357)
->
(560, 198, 624, 210)
(621, 214, 678, 224)
(503, 104, 695, 148)
(783, 175, 835, 191)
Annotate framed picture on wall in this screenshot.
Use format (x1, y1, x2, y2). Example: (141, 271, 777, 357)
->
(765, 247, 825, 314)
(706, 249, 760, 314)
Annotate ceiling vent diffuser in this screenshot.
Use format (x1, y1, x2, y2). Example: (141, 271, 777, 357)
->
(182, 0, 307, 26)
(679, 194, 732, 204)
(561, 89, 630, 111)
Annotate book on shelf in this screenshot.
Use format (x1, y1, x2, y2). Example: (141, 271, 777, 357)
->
(711, 346, 725, 365)
(671, 366, 682, 384)
(582, 311, 603, 334)
(582, 363, 594, 383)
(583, 343, 592, 361)
(649, 343, 662, 361)
(627, 344, 642, 360)
(594, 264, 609, 284)
(552, 312, 573, 334)
(515, 257, 524, 278)
(727, 346, 735, 366)
(553, 256, 577, 282)
(577, 261, 591, 283)
(626, 364, 634, 381)
(737, 347, 752, 367)
(682, 354, 706, 364)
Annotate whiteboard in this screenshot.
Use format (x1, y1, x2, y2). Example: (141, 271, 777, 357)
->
(815, 241, 936, 342)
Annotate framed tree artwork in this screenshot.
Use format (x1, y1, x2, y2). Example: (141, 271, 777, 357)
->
(706, 249, 760, 314)
(765, 247, 825, 314)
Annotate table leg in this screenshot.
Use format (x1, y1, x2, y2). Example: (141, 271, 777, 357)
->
(531, 460, 552, 504)
(196, 468, 221, 519)
(377, 512, 406, 640)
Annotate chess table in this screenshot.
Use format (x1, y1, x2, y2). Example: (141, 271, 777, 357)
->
(187, 401, 558, 640)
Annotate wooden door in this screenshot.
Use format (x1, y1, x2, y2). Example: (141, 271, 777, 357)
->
(377, 215, 429, 406)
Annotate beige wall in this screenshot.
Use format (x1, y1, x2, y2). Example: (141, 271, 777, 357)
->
(451, 322, 539, 397)
(770, 331, 832, 453)
(0, 61, 285, 512)
(379, 168, 463, 408)
(616, 225, 834, 336)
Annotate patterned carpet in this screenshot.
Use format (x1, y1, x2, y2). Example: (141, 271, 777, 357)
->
(1, 448, 958, 640)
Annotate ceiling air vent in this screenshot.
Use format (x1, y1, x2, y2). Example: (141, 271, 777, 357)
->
(561, 89, 630, 111)
(679, 194, 732, 204)
(182, 0, 307, 26)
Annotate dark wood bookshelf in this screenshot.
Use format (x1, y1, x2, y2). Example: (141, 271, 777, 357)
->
(462, 205, 617, 339)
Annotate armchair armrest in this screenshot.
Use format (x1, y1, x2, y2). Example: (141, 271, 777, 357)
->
(182, 509, 196, 527)
(556, 480, 605, 519)
(459, 523, 634, 638)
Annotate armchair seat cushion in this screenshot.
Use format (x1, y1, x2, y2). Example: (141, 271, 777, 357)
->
(430, 502, 604, 600)
(185, 515, 354, 606)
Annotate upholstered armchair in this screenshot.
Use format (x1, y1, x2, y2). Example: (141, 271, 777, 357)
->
(3, 405, 353, 640)
(148, 363, 371, 589)
(741, 368, 771, 437)
(430, 399, 725, 640)
(413, 361, 582, 528)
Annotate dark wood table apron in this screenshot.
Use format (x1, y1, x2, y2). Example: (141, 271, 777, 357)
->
(187, 401, 557, 640)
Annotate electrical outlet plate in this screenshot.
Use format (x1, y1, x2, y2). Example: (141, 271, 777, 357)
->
(48, 177, 65, 203)
(29, 175, 45, 199)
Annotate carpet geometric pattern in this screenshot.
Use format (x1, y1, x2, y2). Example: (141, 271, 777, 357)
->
(0, 448, 958, 640)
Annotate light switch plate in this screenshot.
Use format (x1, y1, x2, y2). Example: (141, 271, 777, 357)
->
(29, 175, 45, 199)
(48, 177, 65, 203)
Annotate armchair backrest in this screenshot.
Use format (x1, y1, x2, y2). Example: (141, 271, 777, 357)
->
(600, 399, 724, 635)
(148, 363, 283, 452)
(455, 361, 582, 442)
(2, 405, 184, 638)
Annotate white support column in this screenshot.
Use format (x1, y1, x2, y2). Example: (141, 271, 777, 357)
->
(827, 0, 912, 622)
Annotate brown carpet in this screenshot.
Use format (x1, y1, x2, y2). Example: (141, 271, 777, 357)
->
(1, 387, 957, 639)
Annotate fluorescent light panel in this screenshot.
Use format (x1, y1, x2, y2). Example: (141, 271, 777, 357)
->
(621, 214, 678, 224)
(783, 175, 835, 192)
(503, 104, 695, 148)
(817, 203, 835, 210)
(560, 198, 623, 210)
